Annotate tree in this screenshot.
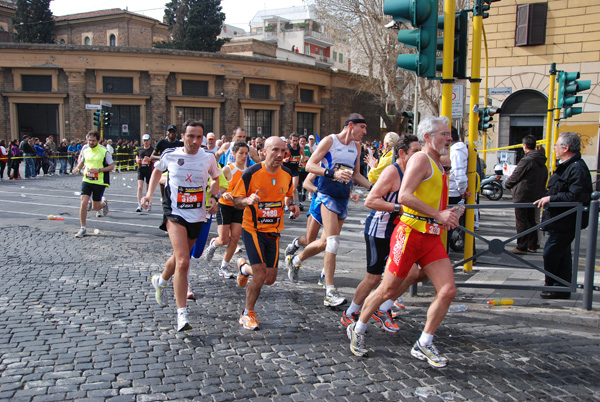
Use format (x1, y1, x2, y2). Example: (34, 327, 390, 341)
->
(13, 0, 55, 44)
(157, 0, 228, 52)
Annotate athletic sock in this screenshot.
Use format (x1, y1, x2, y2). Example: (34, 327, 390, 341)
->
(158, 276, 169, 286)
(354, 320, 367, 334)
(293, 238, 300, 248)
(177, 307, 187, 316)
(419, 331, 434, 346)
(320, 268, 325, 277)
(220, 260, 229, 269)
(326, 285, 335, 292)
(80, 226, 86, 230)
(379, 299, 395, 312)
(243, 309, 249, 316)
(240, 264, 248, 276)
(292, 255, 302, 266)
(346, 301, 361, 315)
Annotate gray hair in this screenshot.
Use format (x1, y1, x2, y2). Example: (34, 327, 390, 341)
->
(559, 132, 581, 153)
(416, 116, 450, 145)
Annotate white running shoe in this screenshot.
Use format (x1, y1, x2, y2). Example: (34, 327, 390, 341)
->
(177, 311, 192, 332)
(324, 288, 346, 307)
(151, 275, 168, 307)
(74, 227, 86, 238)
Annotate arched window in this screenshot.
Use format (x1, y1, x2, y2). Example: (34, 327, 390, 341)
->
(109, 34, 116, 47)
(84, 37, 91, 46)
(59, 38, 65, 45)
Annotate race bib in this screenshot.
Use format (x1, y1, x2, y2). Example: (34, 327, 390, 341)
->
(177, 186, 203, 209)
(290, 155, 301, 163)
(333, 163, 353, 183)
(257, 201, 282, 225)
(425, 222, 441, 236)
(85, 170, 98, 180)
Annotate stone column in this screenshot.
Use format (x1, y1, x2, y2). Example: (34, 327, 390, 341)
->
(149, 72, 169, 140)
(320, 86, 333, 136)
(280, 81, 297, 135)
(223, 76, 242, 138)
(64, 69, 86, 140)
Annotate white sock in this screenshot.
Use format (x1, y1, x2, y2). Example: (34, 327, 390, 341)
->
(293, 238, 300, 248)
(292, 255, 302, 266)
(326, 285, 335, 291)
(354, 320, 367, 334)
(220, 260, 229, 269)
(240, 263, 248, 276)
(243, 309, 249, 315)
(80, 226, 86, 230)
(419, 331, 434, 346)
(346, 301, 361, 315)
(379, 299, 394, 312)
(158, 276, 169, 286)
(177, 307, 187, 316)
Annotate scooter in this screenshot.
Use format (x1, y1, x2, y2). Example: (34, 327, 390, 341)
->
(480, 164, 505, 201)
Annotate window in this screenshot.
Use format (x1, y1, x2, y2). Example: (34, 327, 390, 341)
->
(109, 34, 116, 46)
(182, 80, 209, 96)
(102, 77, 134, 94)
(175, 107, 214, 132)
(245, 110, 273, 137)
(300, 89, 314, 103)
(339, 53, 343, 63)
(249, 84, 270, 100)
(102, 105, 141, 140)
(21, 75, 52, 92)
(333, 51, 337, 62)
(297, 112, 315, 136)
(59, 38, 65, 45)
(305, 44, 310, 55)
(84, 36, 91, 46)
(515, 3, 548, 46)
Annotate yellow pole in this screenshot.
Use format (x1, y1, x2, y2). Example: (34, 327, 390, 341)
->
(481, 25, 489, 166)
(551, 94, 561, 173)
(545, 64, 556, 173)
(463, 11, 484, 273)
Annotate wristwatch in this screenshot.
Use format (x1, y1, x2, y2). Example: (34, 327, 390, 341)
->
(393, 203, 402, 213)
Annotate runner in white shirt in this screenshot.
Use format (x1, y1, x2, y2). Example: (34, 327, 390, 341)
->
(142, 119, 222, 332)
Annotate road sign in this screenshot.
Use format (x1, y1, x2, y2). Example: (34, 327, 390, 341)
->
(100, 100, 113, 107)
(452, 84, 464, 119)
(257, 127, 262, 135)
(85, 104, 102, 110)
(489, 87, 512, 96)
(122, 124, 129, 133)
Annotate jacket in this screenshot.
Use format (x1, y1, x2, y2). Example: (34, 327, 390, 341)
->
(541, 153, 592, 232)
(449, 142, 468, 197)
(504, 149, 548, 202)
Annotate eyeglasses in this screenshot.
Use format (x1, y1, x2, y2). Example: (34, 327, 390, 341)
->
(443, 166, 451, 172)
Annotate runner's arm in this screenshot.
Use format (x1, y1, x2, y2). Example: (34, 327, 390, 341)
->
(303, 173, 318, 193)
(352, 143, 372, 189)
(364, 165, 399, 212)
(140, 167, 164, 209)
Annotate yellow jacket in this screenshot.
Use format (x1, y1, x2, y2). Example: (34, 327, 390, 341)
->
(367, 150, 393, 183)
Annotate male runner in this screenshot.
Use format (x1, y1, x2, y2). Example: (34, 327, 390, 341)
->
(286, 113, 373, 307)
(136, 134, 154, 212)
(143, 119, 221, 332)
(231, 137, 299, 330)
(341, 134, 420, 332)
(203, 141, 249, 278)
(73, 131, 114, 237)
(282, 132, 302, 219)
(216, 127, 260, 166)
(151, 124, 184, 202)
(347, 116, 461, 368)
(204, 132, 219, 155)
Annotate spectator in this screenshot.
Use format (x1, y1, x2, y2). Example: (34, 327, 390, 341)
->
(10, 139, 22, 180)
(34, 138, 46, 176)
(68, 141, 77, 173)
(0, 139, 8, 180)
(504, 135, 548, 254)
(366, 132, 400, 183)
(45, 136, 57, 175)
(20, 135, 35, 179)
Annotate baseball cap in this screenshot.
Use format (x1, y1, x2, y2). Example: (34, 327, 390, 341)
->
(167, 124, 177, 132)
(308, 135, 315, 140)
(142, 134, 151, 140)
(206, 132, 215, 139)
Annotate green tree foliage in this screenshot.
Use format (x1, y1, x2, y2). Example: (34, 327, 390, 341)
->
(13, 0, 55, 43)
(156, 0, 228, 52)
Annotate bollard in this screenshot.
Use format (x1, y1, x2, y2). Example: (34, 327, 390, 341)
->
(583, 192, 599, 310)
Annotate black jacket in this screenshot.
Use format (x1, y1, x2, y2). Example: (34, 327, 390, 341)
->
(504, 149, 548, 202)
(542, 153, 592, 232)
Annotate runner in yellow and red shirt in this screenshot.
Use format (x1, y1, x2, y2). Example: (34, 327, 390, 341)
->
(231, 137, 299, 330)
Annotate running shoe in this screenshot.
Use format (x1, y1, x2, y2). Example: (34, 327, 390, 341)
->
(285, 237, 300, 257)
(151, 274, 168, 307)
(298, 203, 304, 212)
(317, 273, 325, 287)
(324, 288, 346, 307)
(218, 266, 235, 279)
(411, 341, 449, 368)
(372, 309, 400, 333)
(237, 258, 249, 288)
(394, 297, 406, 310)
(101, 197, 108, 216)
(74, 227, 86, 238)
(289, 212, 295, 220)
(234, 245, 242, 254)
(286, 255, 301, 283)
(340, 311, 359, 327)
(204, 238, 217, 262)
(347, 322, 367, 357)
(136, 205, 143, 213)
(239, 310, 259, 330)
(87, 201, 92, 211)
(187, 285, 195, 300)
(177, 311, 192, 332)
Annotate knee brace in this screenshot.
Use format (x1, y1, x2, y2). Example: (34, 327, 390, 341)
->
(325, 235, 340, 255)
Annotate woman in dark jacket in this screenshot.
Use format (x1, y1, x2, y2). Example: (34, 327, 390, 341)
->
(10, 139, 21, 179)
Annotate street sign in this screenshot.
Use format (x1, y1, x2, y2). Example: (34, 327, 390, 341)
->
(100, 100, 113, 107)
(489, 87, 512, 96)
(85, 104, 102, 110)
(452, 84, 464, 119)
(257, 127, 262, 135)
(122, 124, 129, 133)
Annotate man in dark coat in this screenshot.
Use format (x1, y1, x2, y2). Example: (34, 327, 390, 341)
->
(533, 132, 592, 299)
(505, 135, 548, 254)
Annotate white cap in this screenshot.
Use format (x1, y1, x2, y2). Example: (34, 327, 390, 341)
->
(206, 132, 215, 138)
(280, 136, 287, 141)
(142, 134, 151, 140)
(384, 132, 400, 147)
(309, 135, 315, 140)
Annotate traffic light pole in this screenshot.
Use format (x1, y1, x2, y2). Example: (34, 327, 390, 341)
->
(545, 63, 557, 174)
(439, 0, 456, 121)
(463, 4, 485, 273)
(551, 87, 561, 174)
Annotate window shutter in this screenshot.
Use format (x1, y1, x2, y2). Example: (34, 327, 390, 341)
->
(515, 4, 529, 46)
(528, 3, 548, 45)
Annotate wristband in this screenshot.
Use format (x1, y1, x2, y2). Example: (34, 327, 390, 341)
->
(393, 203, 402, 213)
(211, 195, 219, 202)
(324, 168, 335, 178)
(369, 183, 374, 191)
(289, 202, 296, 206)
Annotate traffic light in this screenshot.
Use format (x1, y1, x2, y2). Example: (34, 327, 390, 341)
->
(436, 9, 469, 79)
(93, 111, 102, 127)
(478, 107, 501, 131)
(557, 71, 591, 119)
(402, 111, 415, 132)
(384, 0, 439, 77)
(102, 111, 112, 127)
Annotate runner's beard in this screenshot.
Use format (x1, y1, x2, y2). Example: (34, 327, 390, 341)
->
(433, 142, 450, 156)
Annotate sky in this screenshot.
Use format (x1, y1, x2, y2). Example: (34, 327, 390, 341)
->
(50, 0, 307, 30)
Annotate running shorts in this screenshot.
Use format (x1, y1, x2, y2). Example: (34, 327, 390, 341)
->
(314, 191, 349, 220)
(138, 168, 152, 184)
(386, 221, 448, 278)
(365, 234, 391, 276)
(216, 202, 243, 226)
(81, 181, 106, 202)
(160, 214, 204, 240)
(242, 228, 280, 268)
(307, 195, 323, 225)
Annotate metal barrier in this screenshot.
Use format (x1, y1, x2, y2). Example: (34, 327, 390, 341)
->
(447, 194, 599, 310)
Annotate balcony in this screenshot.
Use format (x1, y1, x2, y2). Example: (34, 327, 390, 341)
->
(310, 52, 333, 68)
(304, 30, 333, 47)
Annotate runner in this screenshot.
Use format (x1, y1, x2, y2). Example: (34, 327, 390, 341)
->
(282, 132, 303, 219)
(151, 124, 184, 202)
(143, 119, 221, 332)
(285, 113, 373, 307)
(72, 131, 114, 238)
(136, 134, 154, 212)
(230, 137, 299, 330)
(347, 116, 462, 368)
(204, 132, 219, 155)
(216, 127, 260, 166)
(341, 134, 421, 332)
(203, 141, 249, 278)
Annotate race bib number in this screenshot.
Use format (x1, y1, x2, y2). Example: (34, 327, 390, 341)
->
(290, 155, 301, 163)
(257, 201, 282, 224)
(333, 163, 353, 183)
(425, 222, 441, 236)
(177, 186, 203, 209)
(85, 169, 98, 180)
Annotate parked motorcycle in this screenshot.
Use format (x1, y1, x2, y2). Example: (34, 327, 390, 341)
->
(480, 164, 505, 201)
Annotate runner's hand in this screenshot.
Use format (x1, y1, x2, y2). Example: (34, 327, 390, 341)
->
(246, 190, 260, 206)
(438, 208, 459, 230)
(141, 196, 151, 210)
(207, 197, 218, 214)
(334, 169, 352, 184)
(290, 204, 300, 218)
(222, 192, 233, 201)
(350, 193, 360, 203)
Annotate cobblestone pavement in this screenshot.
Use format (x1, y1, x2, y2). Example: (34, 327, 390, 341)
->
(1, 173, 599, 401)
